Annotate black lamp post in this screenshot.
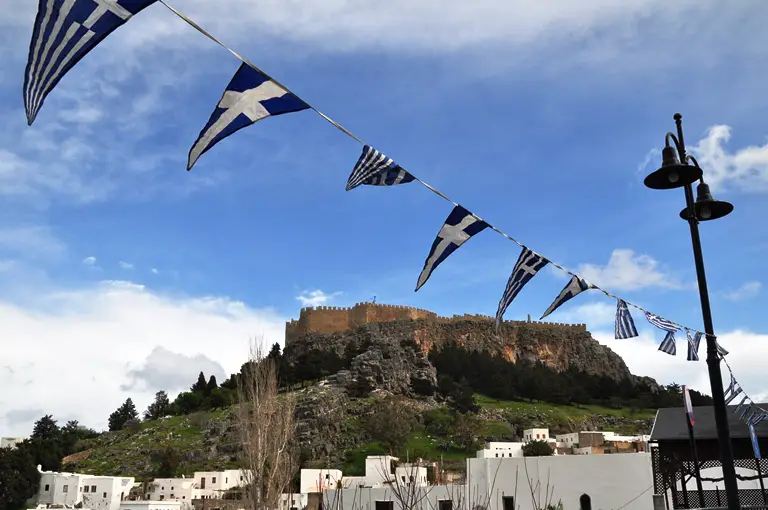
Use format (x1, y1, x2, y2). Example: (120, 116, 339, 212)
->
(644, 113, 739, 510)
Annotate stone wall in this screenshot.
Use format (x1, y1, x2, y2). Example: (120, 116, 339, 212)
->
(284, 302, 586, 346)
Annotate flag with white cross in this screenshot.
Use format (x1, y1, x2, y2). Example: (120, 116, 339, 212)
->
(24, 0, 158, 125)
(415, 205, 488, 291)
(615, 299, 638, 339)
(188, 63, 310, 170)
(686, 330, 702, 361)
(645, 311, 679, 356)
(496, 247, 548, 328)
(540, 275, 596, 320)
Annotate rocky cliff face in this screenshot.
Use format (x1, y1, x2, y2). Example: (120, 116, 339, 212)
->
(285, 319, 633, 385)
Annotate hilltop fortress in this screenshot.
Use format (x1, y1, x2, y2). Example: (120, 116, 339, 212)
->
(284, 302, 586, 346)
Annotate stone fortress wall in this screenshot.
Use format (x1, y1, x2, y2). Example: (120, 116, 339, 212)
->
(284, 302, 587, 346)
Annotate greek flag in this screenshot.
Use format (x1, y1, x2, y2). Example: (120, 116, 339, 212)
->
(734, 395, 749, 415)
(188, 63, 310, 170)
(657, 332, 676, 356)
(346, 145, 415, 190)
(416, 205, 488, 291)
(540, 275, 595, 320)
(615, 299, 638, 339)
(716, 340, 729, 358)
(687, 330, 702, 361)
(23, 0, 158, 125)
(724, 373, 742, 405)
(749, 411, 767, 427)
(496, 247, 548, 327)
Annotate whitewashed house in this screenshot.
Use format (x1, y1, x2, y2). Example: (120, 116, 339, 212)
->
(324, 453, 653, 510)
(300, 469, 343, 493)
(554, 433, 579, 447)
(394, 463, 428, 487)
(36, 465, 134, 510)
(118, 501, 182, 510)
(476, 442, 524, 459)
(522, 428, 549, 443)
(146, 477, 200, 508)
(280, 492, 310, 510)
(193, 469, 250, 499)
(1, 436, 27, 449)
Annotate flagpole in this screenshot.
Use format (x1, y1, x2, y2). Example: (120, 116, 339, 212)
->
(686, 415, 705, 505)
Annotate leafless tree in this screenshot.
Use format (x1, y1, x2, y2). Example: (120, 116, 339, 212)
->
(237, 339, 298, 510)
(522, 458, 561, 510)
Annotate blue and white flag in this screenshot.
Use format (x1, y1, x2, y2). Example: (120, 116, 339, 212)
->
(686, 330, 702, 361)
(734, 395, 749, 415)
(496, 247, 548, 327)
(23, 0, 158, 125)
(658, 332, 676, 356)
(724, 373, 742, 405)
(749, 411, 767, 428)
(416, 205, 488, 291)
(346, 145, 415, 191)
(188, 63, 310, 170)
(615, 299, 638, 339)
(716, 340, 729, 358)
(540, 275, 595, 320)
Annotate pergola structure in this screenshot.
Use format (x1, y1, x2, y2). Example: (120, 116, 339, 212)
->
(649, 405, 768, 509)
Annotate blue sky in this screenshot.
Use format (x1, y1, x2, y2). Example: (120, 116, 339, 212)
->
(1, 0, 767, 436)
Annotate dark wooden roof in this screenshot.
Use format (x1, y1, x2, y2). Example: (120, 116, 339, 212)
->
(650, 405, 768, 441)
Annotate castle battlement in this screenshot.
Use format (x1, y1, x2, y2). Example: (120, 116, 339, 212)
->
(284, 302, 586, 345)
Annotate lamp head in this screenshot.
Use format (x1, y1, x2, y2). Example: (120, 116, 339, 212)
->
(644, 146, 703, 190)
(679, 181, 734, 221)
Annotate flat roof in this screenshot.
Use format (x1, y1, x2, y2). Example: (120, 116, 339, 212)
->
(650, 405, 768, 441)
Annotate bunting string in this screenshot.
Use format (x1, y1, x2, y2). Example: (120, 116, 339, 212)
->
(156, 0, 708, 335)
(21, 0, 762, 421)
(720, 357, 767, 429)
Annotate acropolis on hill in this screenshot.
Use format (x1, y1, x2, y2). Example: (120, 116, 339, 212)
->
(284, 302, 587, 346)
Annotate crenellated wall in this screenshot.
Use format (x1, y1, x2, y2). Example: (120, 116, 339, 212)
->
(284, 303, 586, 346)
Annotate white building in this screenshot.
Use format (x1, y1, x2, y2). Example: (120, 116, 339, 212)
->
(1, 436, 27, 449)
(280, 492, 310, 510)
(193, 469, 249, 499)
(394, 463, 429, 487)
(37, 466, 134, 510)
(325, 453, 653, 510)
(147, 477, 200, 509)
(476, 442, 524, 459)
(554, 433, 579, 447)
(119, 501, 183, 510)
(300, 469, 343, 493)
(522, 428, 549, 443)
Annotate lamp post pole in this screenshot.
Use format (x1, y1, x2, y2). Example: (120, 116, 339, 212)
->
(672, 113, 740, 510)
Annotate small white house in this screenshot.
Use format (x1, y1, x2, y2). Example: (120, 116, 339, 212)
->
(37, 466, 134, 510)
(300, 469, 343, 493)
(280, 492, 310, 510)
(522, 428, 549, 443)
(363, 455, 398, 487)
(147, 477, 200, 508)
(476, 442, 524, 459)
(193, 469, 249, 499)
(1, 436, 27, 449)
(118, 501, 183, 510)
(394, 463, 428, 487)
(554, 433, 579, 447)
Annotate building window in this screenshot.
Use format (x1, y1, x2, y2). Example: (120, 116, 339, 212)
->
(182, 496, 186, 500)
(201, 478, 206, 489)
(409, 476, 415, 483)
(240, 476, 243, 482)
(171, 494, 174, 498)
(84, 486, 89, 493)
(63, 485, 69, 493)
(91, 485, 97, 492)
(580, 494, 592, 510)
(325, 474, 330, 479)
(226, 478, 228, 484)
(103, 493, 107, 498)
(375, 502, 394, 510)
(401, 476, 406, 483)
(495, 453, 498, 458)
(212, 477, 217, 484)
(502, 497, 514, 510)
(44, 484, 50, 491)
(439, 501, 453, 510)
(162, 487, 165, 490)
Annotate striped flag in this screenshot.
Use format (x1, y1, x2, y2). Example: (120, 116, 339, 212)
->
(686, 330, 702, 361)
(734, 395, 749, 415)
(346, 145, 415, 191)
(645, 311, 679, 356)
(724, 373, 742, 405)
(615, 299, 638, 339)
(23, 0, 159, 125)
(658, 332, 676, 356)
(540, 275, 596, 320)
(496, 247, 548, 328)
(716, 340, 729, 358)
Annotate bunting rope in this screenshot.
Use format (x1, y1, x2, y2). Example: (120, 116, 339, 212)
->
(157, 0, 706, 335)
(721, 357, 767, 420)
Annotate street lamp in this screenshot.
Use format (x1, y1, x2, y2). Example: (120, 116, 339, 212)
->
(644, 113, 739, 510)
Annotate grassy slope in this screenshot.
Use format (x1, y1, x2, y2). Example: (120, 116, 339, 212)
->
(68, 397, 656, 479)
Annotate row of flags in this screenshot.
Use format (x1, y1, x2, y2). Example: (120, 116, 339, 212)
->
(723, 372, 767, 438)
(24, 2, 748, 389)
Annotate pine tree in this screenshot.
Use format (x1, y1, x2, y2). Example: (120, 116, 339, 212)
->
(31, 415, 60, 441)
(191, 371, 207, 393)
(267, 343, 282, 360)
(108, 398, 139, 431)
(144, 391, 171, 421)
(206, 375, 218, 396)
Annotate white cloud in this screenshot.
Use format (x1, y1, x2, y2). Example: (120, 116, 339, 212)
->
(724, 281, 762, 302)
(82, 256, 97, 266)
(0, 280, 286, 436)
(593, 328, 768, 406)
(577, 249, 682, 291)
(118, 261, 134, 270)
(296, 289, 341, 307)
(689, 125, 768, 193)
(0, 226, 65, 259)
(547, 301, 616, 329)
(151, 268, 159, 274)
